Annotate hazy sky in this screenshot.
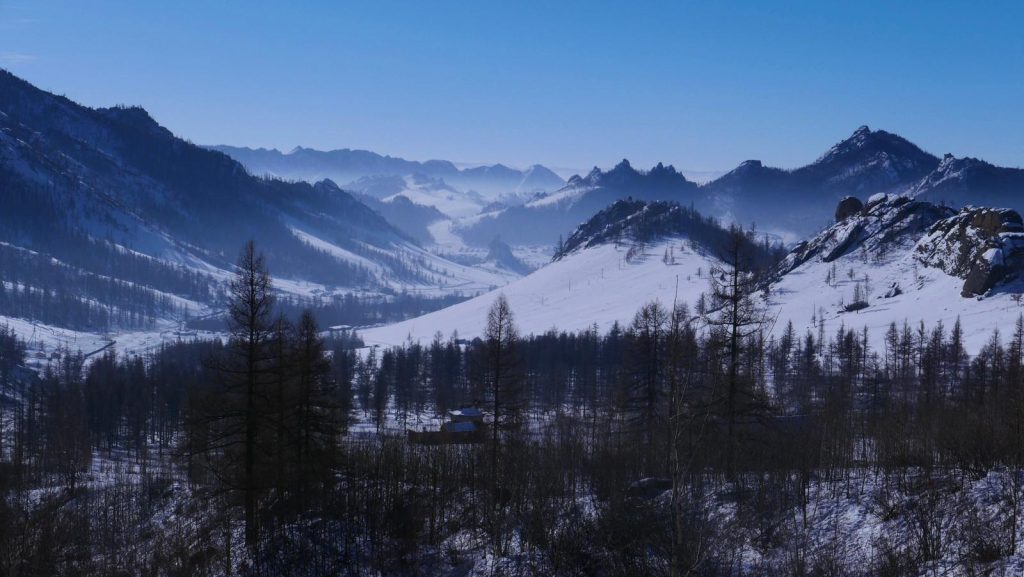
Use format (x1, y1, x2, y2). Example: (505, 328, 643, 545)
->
(2, 0, 1022, 173)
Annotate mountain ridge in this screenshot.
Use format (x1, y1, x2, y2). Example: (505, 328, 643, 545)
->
(209, 144, 566, 199)
(0, 68, 517, 335)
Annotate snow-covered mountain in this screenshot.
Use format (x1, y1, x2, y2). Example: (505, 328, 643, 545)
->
(703, 126, 941, 236)
(703, 126, 1024, 238)
(4, 66, 1023, 357)
(457, 160, 702, 246)
(906, 153, 1024, 208)
(362, 199, 767, 346)
(364, 195, 1024, 354)
(769, 193, 1024, 352)
(0, 69, 517, 340)
(210, 144, 565, 202)
(217, 127, 1024, 255)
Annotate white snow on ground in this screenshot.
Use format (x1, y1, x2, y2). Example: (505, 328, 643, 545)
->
(290, 227, 385, 275)
(363, 234, 1024, 355)
(10, 214, 1020, 362)
(428, 219, 549, 272)
(387, 242, 519, 296)
(427, 220, 465, 250)
(769, 240, 1024, 355)
(0, 224, 522, 360)
(1, 314, 225, 366)
(382, 175, 486, 219)
(360, 239, 714, 347)
(524, 184, 593, 208)
(511, 245, 555, 269)
(291, 226, 518, 297)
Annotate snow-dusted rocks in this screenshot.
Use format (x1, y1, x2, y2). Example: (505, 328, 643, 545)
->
(914, 206, 1024, 297)
(768, 195, 1024, 353)
(780, 195, 1024, 298)
(780, 195, 953, 275)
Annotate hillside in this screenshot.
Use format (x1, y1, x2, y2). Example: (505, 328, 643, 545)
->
(704, 126, 1024, 238)
(457, 160, 702, 246)
(362, 199, 777, 346)
(769, 194, 1024, 352)
(0, 69, 516, 338)
(210, 144, 565, 200)
(365, 195, 1024, 354)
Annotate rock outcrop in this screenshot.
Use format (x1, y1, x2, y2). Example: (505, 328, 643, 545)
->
(779, 195, 953, 275)
(780, 194, 1024, 298)
(835, 196, 865, 221)
(914, 207, 1024, 297)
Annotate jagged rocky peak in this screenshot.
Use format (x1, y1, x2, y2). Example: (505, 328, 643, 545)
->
(568, 159, 688, 190)
(915, 206, 1024, 297)
(905, 152, 1024, 210)
(780, 194, 954, 274)
(934, 152, 979, 177)
(569, 166, 604, 187)
(809, 126, 940, 189)
(816, 125, 920, 164)
(555, 199, 686, 258)
(910, 154, 992, 192)
(595, 159, 642, 186)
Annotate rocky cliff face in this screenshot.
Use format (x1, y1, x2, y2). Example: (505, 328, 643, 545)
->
(914, 206, 1024, 297)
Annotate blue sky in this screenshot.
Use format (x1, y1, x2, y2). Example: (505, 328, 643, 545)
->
(1, 0, 1022, 173)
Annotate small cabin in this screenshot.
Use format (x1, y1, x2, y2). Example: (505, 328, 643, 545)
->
(408, 407, 486, 445)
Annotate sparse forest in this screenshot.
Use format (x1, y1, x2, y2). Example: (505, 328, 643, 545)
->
(4, 241, 1024, 576)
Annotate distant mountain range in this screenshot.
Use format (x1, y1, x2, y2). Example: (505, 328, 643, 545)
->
(365, 192, 1024, 354)
(703, 125, 1024, 236)
(209, 144, 566, 199)
(215, 126, 1024, 250)
(459, 159, 701, 246)
(0, 69, 516, 334)
(458, 126, 1024, 247)
(2, 66, 1023, 346)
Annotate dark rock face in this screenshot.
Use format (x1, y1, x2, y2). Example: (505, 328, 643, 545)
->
(962, 266, 1001, 298)
(914, 207, 1024, 297)
(971, 209, 1023, 236)
(835, 197, 865, 221)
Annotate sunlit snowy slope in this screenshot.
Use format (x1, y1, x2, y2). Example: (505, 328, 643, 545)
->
(363, 195, 1024, 354)
(360, 239, 717, 347)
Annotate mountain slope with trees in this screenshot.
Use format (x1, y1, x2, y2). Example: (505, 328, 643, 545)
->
(0, 69, 515, 334)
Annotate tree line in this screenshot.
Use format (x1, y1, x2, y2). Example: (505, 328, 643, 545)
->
(4, 238, 1024, 575)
